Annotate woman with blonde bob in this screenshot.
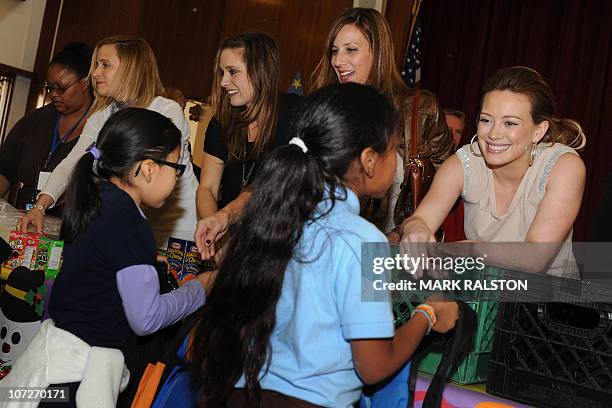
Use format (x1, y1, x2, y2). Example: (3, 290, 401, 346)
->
(401, 66, 586, 277)
(311, 7, 454, 232)
(20, 35, 198, 246)
(194, 32, 300, 259)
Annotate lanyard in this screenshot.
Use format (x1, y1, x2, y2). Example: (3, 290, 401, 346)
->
(46, 104, 91, 167)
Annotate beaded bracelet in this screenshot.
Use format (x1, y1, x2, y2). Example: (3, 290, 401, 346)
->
(411, 304, 437, 335)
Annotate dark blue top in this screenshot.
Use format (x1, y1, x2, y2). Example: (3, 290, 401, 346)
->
(49, 181, 157, 349)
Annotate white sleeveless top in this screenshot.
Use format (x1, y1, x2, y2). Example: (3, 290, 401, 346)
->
(456, 143, 579, 278)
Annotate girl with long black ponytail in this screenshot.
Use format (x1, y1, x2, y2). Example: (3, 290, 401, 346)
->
(190, 83, 458, 407)
(5, 109, 211, 407)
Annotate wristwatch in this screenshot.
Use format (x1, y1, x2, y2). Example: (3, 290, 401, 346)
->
(31, 204, 46, 214)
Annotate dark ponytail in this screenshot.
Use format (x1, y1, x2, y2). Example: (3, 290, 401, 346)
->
(191, 83, 398, 405)
(60, 108, 181, 242)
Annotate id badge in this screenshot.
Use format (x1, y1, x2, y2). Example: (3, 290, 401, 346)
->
(36, 171, 52, 191)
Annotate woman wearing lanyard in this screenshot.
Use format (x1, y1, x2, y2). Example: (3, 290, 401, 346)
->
(0, 42, 93, 215)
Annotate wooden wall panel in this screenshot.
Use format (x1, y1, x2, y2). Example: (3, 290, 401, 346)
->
(26, 0, 62, 112)
(384, 0, 413, 68)
(54, 0, 144, 48)
(219, 0, 353, 93)
(137, 0, 226, 100)
(53, 0, 226, 101)
(32, 1, 368, 104)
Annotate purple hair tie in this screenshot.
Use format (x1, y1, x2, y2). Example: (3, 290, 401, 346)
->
(86, 144, 101, 160)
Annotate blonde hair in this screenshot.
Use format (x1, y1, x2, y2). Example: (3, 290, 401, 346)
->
(90, 35, 164, 112)
(483, 66, 586, 150)
(210, 32, 279, 161)
(310, 7, 412, 115)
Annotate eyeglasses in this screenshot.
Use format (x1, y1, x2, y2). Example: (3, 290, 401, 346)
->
(155, 159, 186, 177)
(43, 77, 84, 94)
(135, 159, 187, 177)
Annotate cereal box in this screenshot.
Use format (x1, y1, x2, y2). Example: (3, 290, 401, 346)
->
(3, 231, 40, 271)
(33, 237, 64, 278)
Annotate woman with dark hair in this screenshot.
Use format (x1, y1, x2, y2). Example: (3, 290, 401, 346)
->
(311, 7, 454, 232)
(4, 108, 211, 407)
(190, 84, 457, 407)
(0, 42, 93, 213)
(402, 66, 586, 277)
(194, 31, 300, 259)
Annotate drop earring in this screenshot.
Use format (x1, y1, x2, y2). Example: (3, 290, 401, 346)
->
(529, 142, 537, 167)
(469, 134, 483, 157)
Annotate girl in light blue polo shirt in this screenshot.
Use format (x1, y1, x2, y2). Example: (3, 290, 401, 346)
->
(189, 83, 458, 407)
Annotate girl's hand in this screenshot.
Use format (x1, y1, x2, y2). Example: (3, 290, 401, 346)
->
(196, 271, 217, 296)
(195, 210, 230, 260)
(425, 295, 459, 334)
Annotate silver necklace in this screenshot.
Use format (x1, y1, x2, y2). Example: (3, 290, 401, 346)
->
(241, 160, 256, 191)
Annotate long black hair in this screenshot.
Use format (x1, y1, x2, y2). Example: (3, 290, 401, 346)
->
(190, 83, 398, 405)
(60, 108, 181, 242)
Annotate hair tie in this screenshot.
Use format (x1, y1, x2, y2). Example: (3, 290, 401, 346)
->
(289, 137, 308, 153)
(86, 144, 101, 160)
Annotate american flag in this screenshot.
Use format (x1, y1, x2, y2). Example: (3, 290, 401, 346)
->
(287, 70, 303, 96)
(401, 0, 423, 87)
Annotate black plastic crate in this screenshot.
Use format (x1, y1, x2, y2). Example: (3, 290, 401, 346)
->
(487, 281, 612, 408)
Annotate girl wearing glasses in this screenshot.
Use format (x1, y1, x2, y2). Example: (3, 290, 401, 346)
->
(0, 42, 93, 212)
(20, 35, 198, 247)
(5, 109, 212, 407)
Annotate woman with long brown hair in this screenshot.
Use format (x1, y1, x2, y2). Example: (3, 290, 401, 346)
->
(195, 32, 300, 259)
(402, 66, 586, 277)
(311, 7, 454, 232)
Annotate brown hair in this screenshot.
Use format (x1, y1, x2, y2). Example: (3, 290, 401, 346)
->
(210, 32, 279, 161)
(90, 35, 165, 112)
(482, 66, 586, 149)
(310, 7, 412, 115)
(444, 109, 465, 123)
